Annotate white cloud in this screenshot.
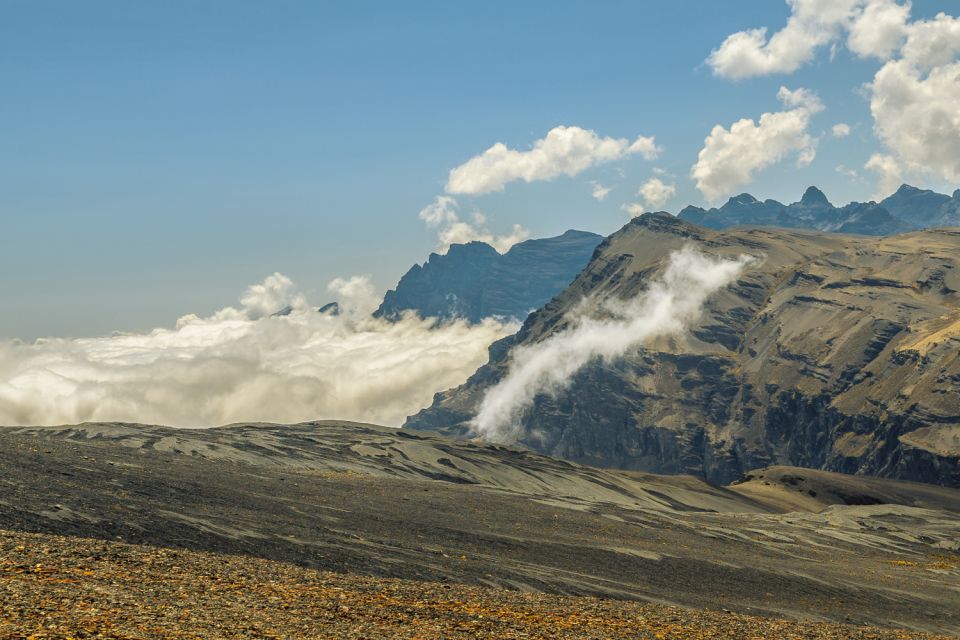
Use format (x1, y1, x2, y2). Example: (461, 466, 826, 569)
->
(899, 12, 960, 70)
(327, 275, 379, 317)
(621, 202, 646, 217)
(706, 0, 919, 79)
(847, 0, 911, 59)
(638, 177, 676, 209)
(591, 181, 612, 201)
(0, 275, 517, 428)
(836, 164, 860, 179)
(707, 0, 863, 79)
(865, 153, 904, 199)
(691, 87, 824, 201)
(471, 247, 754, 443)
(831, 123, 852, 137)
(419, 196, 530, 254)
(868, 59, 960, 186)
(705, 0, 960, 199)
(445, 126, 659, 195)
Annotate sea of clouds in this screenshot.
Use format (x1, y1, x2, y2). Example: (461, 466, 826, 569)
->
(0, 273, 516, 428)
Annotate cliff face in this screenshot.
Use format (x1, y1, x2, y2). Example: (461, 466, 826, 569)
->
(375, 230, 602, 323)
(406, 213, 960, 487)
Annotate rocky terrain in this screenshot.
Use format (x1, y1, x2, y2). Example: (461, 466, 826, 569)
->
(375, 229, 602, 322)
(407, 213, 960, 487)
(3, 528, 954, 640)
(679, 184, 960, 235)
(1, 421, 958, 636)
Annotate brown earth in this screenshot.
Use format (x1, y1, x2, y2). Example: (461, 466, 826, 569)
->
(0, 528, 953, 640)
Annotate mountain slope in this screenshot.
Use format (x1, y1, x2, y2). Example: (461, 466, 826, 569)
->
(375, 230, 602, 322)
(407, 213, 960, 487)
(679, 184, 960, 235)
(1, 421, 959, 634)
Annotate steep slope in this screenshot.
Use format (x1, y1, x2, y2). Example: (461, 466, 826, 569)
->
(678, 184, 957, 235)
(375, 230, 602, 322)
(407, 213, 960, 487)
(1, 421, 959, 634)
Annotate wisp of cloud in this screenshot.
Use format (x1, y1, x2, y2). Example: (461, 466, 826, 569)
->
(471, 246, 755, 443)
(0, 274, 517, 428)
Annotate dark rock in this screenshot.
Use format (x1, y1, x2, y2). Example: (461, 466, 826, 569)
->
(375, 230, 602, 323)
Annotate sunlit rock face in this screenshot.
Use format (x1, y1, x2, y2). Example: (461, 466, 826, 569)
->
(408, 212, 960, 487)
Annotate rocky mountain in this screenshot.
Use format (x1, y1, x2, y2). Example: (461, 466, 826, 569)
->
(679, 184, 960, 235)
(375, 229, 602, 323)
(407, 213, 960, 487)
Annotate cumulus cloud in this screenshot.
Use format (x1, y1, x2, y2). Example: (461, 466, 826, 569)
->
(847, 0, 911, 59)
(638, 177, 676, 209)
(865, 153, 904, 199)
(621, 202, 646, 217)
(707, 1, 960, 194)
(691, 87, 824, 201)
(0, 275, 517, 429)
(419, 196, 530, 254)
(831, 123, 852, 137)
(706, 0, 911, 79)
(867, 14, 960, 186)
(445, 126, 660, 195)
(471, 247, 755, 443)
(707, 0, 863, 79)
(591, 181, 612, 201)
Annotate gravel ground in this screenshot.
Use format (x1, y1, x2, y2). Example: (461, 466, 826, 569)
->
(0, 529, 950, 640)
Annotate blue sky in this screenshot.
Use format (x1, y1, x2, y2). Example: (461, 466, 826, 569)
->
(2, 0, 956, 339)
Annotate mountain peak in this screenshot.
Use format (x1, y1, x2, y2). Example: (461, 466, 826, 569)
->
(800, 186, 830, 207)
(442, 241, 501, 259)
(894, 184, 922, 196)
(727, 193, 759, 207)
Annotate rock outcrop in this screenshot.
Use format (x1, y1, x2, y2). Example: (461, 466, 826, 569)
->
(375, 230, 602, 323)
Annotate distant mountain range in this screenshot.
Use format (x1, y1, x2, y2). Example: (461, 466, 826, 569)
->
(680, 184, 960, 235)
(375, 229, 602, 323)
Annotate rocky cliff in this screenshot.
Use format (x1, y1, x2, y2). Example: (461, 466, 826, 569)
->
(406, 213, 960, 487)
(375, 229, 602, 322)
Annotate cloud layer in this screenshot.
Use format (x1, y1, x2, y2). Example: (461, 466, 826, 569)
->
(691, 87, 823, 201)
(0, 275, 517, 428)
(446, 126, 659, 196)
(471, 247, 754, 443)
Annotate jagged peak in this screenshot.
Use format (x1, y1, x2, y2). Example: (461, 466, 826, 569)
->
(441, 241, 500, 258)
(893, 183, 922, 196)
(726, 193, 760, 206)
(628, 211, 700, 236)
(800, 186, 831, 207)
(953, 189, 960, 200)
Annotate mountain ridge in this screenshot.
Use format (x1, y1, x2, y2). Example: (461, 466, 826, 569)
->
(678, 183, 960, 235)
(375, 229, 603, 323)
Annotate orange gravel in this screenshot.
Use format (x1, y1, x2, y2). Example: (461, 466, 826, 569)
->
(0, 529, 949, 640)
